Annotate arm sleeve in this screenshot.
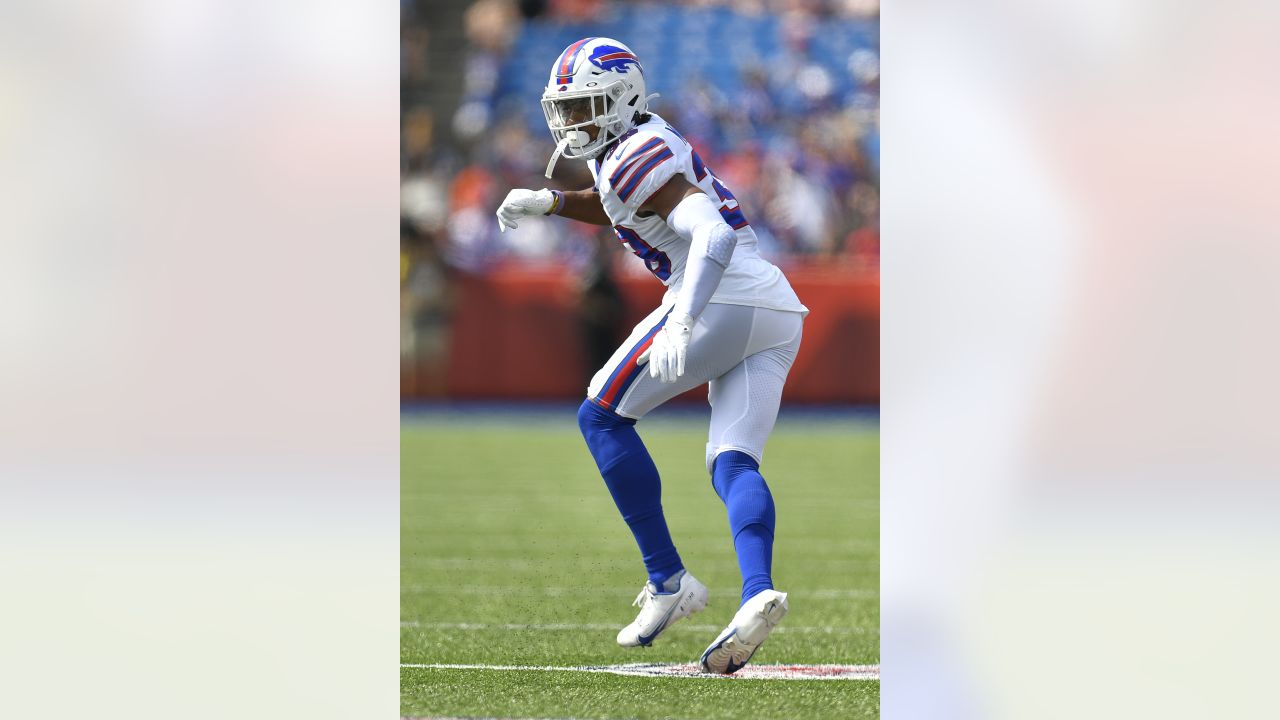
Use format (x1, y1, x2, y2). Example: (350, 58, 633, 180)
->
(666, 191, 738, 322)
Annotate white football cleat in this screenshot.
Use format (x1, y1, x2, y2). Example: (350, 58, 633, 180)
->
(699, 589, 789, 674)
(616, 570, 709, 647)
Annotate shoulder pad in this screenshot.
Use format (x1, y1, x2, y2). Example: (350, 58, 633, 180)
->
(602, 131, 680, 207)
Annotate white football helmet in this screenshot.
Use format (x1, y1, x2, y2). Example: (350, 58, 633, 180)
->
(540, 37, 654, 177)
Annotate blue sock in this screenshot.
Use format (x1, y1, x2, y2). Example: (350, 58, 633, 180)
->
(577, 400, 683, 586)
(711, 451, 776, 606)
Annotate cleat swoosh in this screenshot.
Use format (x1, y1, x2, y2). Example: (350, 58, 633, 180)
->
(699, 628, 737, 668)
(635, 598, 682, 646)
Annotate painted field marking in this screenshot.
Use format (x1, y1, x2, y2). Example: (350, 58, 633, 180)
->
(401, 585, 877, 600)
(406, 557, 879, 572)
(401, 621, 876, 635)
(400, 662, 879, 681)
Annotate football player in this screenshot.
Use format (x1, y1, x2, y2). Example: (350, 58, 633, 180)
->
(496, 37, 808, 674)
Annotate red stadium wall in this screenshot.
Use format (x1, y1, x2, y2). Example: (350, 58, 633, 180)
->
(404, 265, 878, 404)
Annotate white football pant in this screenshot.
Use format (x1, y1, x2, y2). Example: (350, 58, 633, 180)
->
(587, 302, 804, 472)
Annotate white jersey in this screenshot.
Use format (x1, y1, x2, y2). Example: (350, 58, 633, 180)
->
(588, 114, 808, 315)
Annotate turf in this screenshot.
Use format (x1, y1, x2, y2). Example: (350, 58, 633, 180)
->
(402, 409, 879, 719)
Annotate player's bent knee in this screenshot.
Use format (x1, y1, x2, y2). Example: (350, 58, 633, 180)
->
(577, 398, 634, 441)
(711, 450, 766, 499)
(711, 450, 775, 536)
(712, 450, 760, 475)
(707, 446, 761, 476)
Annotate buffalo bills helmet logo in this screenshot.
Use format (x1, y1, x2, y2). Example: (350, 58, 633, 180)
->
(588, 44, 642, 74)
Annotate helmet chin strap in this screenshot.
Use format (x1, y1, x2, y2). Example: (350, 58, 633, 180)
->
(544, 130, 593, 179)
(544, 137, 570, 179)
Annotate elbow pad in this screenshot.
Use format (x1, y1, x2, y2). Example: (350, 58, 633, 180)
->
(667, 192, 737, 267)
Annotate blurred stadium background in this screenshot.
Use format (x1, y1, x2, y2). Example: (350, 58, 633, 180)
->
(402, 4, 880, 715)
(401, 0, 879, 406)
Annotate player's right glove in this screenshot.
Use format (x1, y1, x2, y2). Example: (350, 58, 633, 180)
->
(496, 188, 561, 232)
(638, 312, 693, 384)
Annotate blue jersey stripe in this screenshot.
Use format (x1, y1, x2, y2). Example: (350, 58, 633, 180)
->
(617, 148, 674, 202)
(609, 138, 665, 186)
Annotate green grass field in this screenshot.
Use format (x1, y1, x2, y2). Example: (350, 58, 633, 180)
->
(402, 409, 879, 719)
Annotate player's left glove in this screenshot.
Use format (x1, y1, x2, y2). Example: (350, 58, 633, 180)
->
(638, 312, 693, 384)
(496, 188, 561, 233)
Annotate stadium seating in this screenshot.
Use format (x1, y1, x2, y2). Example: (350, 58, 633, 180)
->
(502, 7, 878, 139)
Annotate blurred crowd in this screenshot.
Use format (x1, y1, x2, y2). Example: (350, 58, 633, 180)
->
(402, 0, 878, 379)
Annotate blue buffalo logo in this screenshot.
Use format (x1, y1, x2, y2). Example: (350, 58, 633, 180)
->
(588, 45, 643, 74)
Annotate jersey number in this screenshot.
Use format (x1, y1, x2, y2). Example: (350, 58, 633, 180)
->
(691, 150, 749, 229)
(613, 226, 672, 282)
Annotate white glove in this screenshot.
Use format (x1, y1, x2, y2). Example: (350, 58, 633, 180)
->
(496, 188, 558, 233)
(638, 312, 694, 383)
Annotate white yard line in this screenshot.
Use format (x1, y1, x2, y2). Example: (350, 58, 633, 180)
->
(406, 558, 879, 571)
(399, 662, 880, 681)
(404, 621, 618, 631)
(401, 585, 876, 599)
(400, 621, 876, 635)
